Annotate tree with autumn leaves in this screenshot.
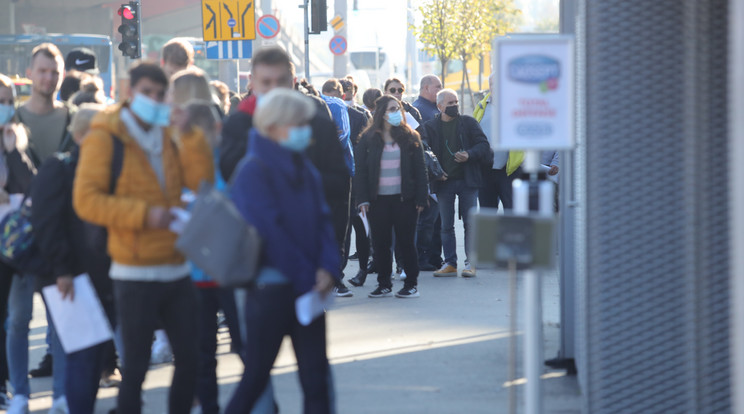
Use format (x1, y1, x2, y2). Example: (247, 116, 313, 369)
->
(414, 0, 520, 107)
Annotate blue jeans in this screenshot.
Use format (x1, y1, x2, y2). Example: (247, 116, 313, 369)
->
(436, 179, 478, 267)
(66, 341, 108, 412)
(7, 274, 34, 397)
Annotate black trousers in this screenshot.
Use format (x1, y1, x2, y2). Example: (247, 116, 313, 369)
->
(225, 284, 331, 414)
(368, 195, 419, 289)
(328, 194, 351, 278)
(479, 168, 519, 210)
(114, 277, 200, 414)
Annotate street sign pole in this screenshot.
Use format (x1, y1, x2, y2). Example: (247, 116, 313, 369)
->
(333, 0, 347, 78)
(303, 0, 310, 80)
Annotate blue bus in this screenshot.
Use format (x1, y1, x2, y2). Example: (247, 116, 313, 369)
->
(0, 34, 115, 100)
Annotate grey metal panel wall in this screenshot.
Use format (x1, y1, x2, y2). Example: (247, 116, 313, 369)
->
(581, 0, 730, 412)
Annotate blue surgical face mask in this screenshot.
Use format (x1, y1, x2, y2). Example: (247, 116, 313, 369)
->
(0, 104, 14, 126)
(386, 110, 403, 127)
(130, 93, 171, 127)
(280, 125, 312, 152)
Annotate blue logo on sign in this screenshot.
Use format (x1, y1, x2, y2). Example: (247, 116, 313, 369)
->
(508, 56, 560, 84)
(516, 122, 553, 137)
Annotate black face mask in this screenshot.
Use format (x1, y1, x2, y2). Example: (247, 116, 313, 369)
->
(444, 105, 459, 118)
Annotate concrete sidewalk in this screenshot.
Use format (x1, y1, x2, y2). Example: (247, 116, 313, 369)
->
(20, 226, 582, 414)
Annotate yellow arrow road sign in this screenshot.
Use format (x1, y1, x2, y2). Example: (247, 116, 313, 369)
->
(202, 0, 255, 41)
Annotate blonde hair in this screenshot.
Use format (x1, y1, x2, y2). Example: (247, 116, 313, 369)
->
(170, 69, 212, 106)
(253, 89, 316, 136)
(69, 103, 105, 137)
(185, 100, 221, 147)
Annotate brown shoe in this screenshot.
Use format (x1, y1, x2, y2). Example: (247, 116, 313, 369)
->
(433, 264, 457, 277)
(461, 266, 476, 278)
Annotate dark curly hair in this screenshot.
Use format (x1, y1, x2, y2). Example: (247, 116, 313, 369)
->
(361, 95, 420, 149)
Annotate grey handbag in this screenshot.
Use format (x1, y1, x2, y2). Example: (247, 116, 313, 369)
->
(175, 181, 261, 287)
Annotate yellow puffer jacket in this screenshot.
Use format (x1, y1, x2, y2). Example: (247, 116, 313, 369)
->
(73, 103, 214, 266)
(473, 93, 524, 176)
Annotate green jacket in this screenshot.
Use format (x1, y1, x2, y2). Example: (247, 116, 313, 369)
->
(473, 93, 523, 176)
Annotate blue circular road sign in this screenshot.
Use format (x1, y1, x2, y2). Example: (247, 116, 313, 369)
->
(330, 35, 347, 56)
(227, 18, 237, 28)
(256, 15, 281, 39)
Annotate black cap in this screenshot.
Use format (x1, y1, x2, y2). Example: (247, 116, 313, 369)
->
(65, 47, 99, 74)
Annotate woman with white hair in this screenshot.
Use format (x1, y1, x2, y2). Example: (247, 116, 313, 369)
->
(226, 88, 339, 414)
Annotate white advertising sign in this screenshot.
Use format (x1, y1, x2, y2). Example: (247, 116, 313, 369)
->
(491, 35, 574, 150)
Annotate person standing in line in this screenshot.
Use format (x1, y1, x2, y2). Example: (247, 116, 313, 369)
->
(384, 78, 423, 133)
(7, 43, 74, 414)
(413, 74, 443, 124)
(219, 48, 351, 301)
(226, 88, 338, 414)
(161, 38, 195, 79)
(475, 73, 524, 211)
(31, 104, 115, 414)
(354, 95, 428, 297)
(413, 74, 445, 271)
(73, 61, 214, 414)
(0, 73, 36, 410)
(423, 89, 490, 278)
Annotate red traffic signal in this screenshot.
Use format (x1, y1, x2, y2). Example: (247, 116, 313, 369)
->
(118, 5, 134, 20)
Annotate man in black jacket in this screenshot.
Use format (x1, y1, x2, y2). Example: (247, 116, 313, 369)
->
(219, 48, 354, 297)
(422, 89, 490, 278)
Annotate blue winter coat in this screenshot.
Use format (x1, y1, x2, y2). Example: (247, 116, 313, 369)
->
(230, 130, 341, 295)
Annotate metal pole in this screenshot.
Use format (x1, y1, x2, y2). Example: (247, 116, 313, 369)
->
(303, 0, 311, 80)
(730, 0, 744, 411)
(515, 151, 544, 414)
(333, 0, 347, 78)
(9, 2, 15, 35)
(508, 257, 519, 414)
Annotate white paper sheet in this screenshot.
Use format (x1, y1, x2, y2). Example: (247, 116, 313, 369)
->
(295, 290, 334, 326)
(359, 210, 370, 237)
(41, 274, 113, 354)
(539, 164, 559, 184)
(169, 207, 192, 235)
(405, 111, 420, 130)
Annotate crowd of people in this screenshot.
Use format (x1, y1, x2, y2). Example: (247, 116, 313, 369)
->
(0, 37, 560, 414)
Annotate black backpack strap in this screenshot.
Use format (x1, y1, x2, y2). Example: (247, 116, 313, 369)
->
(109, 135, 124, 194)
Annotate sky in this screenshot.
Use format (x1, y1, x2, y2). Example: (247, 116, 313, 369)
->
(269, 0, 559, 77)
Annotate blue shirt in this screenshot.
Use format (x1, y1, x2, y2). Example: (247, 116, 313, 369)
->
(321, 94, 354, 176)
(413, 96, 440, 124)
(230, 130, 341, 295)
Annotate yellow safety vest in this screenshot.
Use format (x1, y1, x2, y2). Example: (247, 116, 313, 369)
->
(474, 93, 524, 176)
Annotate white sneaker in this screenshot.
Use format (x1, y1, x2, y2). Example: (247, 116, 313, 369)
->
(49, 396, 69, 414)
(150, 338, 173, 365)
(399, 270, 407, 281)
(7, 395, 29, 414)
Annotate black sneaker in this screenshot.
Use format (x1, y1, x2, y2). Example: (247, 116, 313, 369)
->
(367, 260, 378, 274)
(333, 282, 353, 297)
(29, 353, 53, 378)
(396, 286, 420, 298)
(348, 270, 367, 287)
(368, 286, 392, 298)
(349, 252, 359, 261)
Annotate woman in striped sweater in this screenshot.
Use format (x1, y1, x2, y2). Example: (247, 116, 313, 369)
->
(352, 95, 429, 298)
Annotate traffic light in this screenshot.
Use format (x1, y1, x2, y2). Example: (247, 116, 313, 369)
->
(310, 0, 327, 34)
(117, 1, 141, 59)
